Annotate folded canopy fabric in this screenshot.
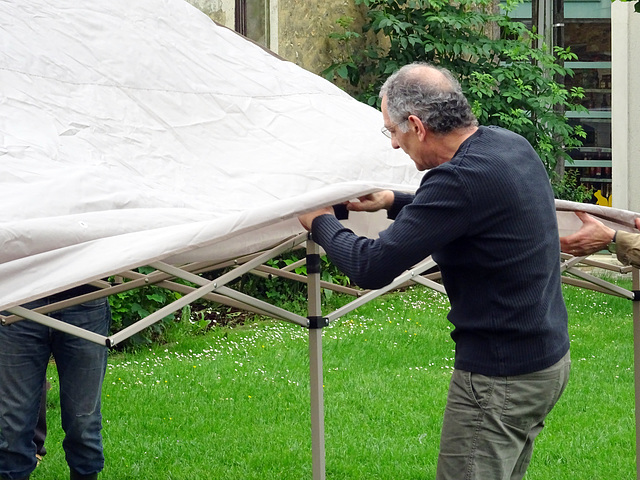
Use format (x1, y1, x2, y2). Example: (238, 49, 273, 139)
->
(0, 0, 421, 311)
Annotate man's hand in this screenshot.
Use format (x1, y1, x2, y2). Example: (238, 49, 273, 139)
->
(345, 190, 395, 213)
(298, 206, 334, 231)
(559, 211, 616, 256)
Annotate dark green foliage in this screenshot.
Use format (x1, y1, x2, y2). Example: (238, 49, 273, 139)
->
(551, 168, 593, 203)
(108, 267, 185, 348)
(622, 0, 640, 12)
(322, 0, 590, 200)
(227, 251, 352, 315)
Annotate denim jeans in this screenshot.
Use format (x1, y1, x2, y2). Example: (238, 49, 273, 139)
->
(436, 350, 571, 480)
(0, 297, 110, 480)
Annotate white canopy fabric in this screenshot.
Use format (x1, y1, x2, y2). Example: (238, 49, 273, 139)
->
(556, 200, 640, 236)
(0, 0, 422, 311)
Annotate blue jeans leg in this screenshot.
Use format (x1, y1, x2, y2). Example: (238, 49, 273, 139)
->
(0, 318, 51, 480)
(51, 299, 110, 476)
(0, 297, 110, 479)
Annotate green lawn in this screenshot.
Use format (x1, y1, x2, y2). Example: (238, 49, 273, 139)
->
(33, 282, 636, 479)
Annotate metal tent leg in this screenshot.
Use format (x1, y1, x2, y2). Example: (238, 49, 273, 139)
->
(307, 237, 326, 480)
(309, 327, 325, 480)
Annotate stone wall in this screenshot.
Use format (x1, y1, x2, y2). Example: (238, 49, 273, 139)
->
(185, 0, 369, 76)
(186, 0, 235, 27)
(277, 0, 367, 74)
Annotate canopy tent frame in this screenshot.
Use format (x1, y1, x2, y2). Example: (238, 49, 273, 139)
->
(3, 212, 640, 479)
(3, 232, 640, 479)
(561, 253, 637, 299)
(1, 232, 451, 480)
(560, 254, 640, 479)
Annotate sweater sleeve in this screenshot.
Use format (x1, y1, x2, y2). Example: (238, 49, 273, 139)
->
(387, 191, 414, 220)
(616, 230, 640, 268)
(310, 166, 471, 289)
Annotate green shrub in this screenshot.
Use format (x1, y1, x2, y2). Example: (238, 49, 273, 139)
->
(108, 267, 186, 348)
(323, 0, 589, 200)
(551, 168, 593, 203)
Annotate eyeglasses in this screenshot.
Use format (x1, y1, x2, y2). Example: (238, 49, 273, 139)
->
(381, 119, 408, 139)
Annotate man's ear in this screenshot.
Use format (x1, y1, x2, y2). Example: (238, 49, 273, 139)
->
(407, 114, 427, 141)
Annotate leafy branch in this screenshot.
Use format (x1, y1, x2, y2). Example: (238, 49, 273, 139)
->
(323, 0, 591, 201)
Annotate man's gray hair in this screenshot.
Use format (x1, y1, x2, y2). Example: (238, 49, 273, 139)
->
(379, 62, 478, 134)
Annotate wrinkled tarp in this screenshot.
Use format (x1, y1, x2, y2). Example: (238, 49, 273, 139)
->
(0, 0, 421, 310)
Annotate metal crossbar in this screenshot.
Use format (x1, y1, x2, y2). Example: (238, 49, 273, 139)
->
(5, 305, 109, 344)
(326, 257, 443, 323)
(107, 233, 309, 346)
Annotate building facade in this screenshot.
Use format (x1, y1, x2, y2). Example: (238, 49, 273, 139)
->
(185, 0, 368, 76)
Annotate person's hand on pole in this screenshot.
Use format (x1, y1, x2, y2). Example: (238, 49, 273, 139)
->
(559, 211, 616, 256)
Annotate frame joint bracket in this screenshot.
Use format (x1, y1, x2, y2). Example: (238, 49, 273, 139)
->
(307, 316, 329, 329)
(306, 253, 321, 275)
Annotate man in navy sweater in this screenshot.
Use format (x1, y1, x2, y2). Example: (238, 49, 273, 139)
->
(299, 63, 570, 480)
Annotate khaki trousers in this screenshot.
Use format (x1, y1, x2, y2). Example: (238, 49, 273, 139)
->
(436, 350, 571, 480)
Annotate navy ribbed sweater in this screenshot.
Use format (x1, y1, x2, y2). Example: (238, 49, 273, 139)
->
(311, 126, 569, 376)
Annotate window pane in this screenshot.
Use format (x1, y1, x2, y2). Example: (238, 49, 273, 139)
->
(246, 0, 268, 47)
(564, 21, 610, 62)
(565, 67, 611, 111)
